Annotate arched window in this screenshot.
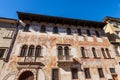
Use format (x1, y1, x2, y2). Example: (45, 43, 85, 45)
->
(67, 28, 71, 35)
(92, 47, 97, 58)
(106, 48, 111, 58)
(20, 45, 28, 57)
(40, 25, 46, 32)
(28, 45, 34, 57)
(35, 46, 41, 57)
(95, 30, 100, 37)
(81, 47, 86, 58)
(24, 24, 30, 31)
(101, 48, 107, 58)
(87, 30, 91, 36)
(58, 46, 63, 56)
(77, 29, 81, 36)
(64, 47, 69, 56)
(53, 27, 58, 34)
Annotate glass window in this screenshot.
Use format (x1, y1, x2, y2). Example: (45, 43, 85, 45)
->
(35, 46, 41, 57)
(72, 68, 78, 79)
(28, 45, 34, 57)
(87, 30, 91, 36)
(20, 45, 28, 57)
(77, 29, 81, 36)
(53, 27, 58, 34)
(95, 30, 100, 37)
(24, 24, 30, 31)
(0, 49, 6, 59)
(64, 47, 69, 56)
(106, 48, 111, 58)
(101, 48, 107, 58)
(98, 68, 104, 78)
(110, 68, 115, 73)
(84, 68, 91, 78)
(40, 25, 46, 32)
(67, 28, 71, 35)
(52, 69, 59, 80)
(58, 46, 63, 56)
(81, 47, 86, 58)
(92, 47, 97, 58)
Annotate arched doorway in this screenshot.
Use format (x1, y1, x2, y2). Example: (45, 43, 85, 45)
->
(18, 71, 34, 80)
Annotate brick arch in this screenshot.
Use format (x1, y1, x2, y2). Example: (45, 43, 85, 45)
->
(14, 69, 37, 80)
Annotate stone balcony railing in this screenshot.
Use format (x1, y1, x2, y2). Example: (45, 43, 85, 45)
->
(17, 56, 45, 65)
(57, 55, 73, 62)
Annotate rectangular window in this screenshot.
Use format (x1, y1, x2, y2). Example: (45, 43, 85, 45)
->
(98, 68, 104, 78)
(52, 69, 59, 80)
(3, 30, 14, 39)
(0, 49, 6, 59)
(71, 68, 78, 79)
(110, 68, 115, 73)
(84, 68, 91, 79)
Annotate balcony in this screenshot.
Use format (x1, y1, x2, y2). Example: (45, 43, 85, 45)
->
(57, 55, 73, 63)
(17, 56, 44, 65)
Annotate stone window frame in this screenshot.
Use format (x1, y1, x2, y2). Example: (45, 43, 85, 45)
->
(19, 44, 42, 57)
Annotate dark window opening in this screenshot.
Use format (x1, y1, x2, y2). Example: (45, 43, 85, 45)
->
(53, 27, 58, 34)
(72, 68, 78, 79)
(110, 68, 116, 73)
(35, 46, 41, 57)
(40, 25, 46, 33)
(58, 46, 63, 56)
(52, 69, 59, 80)
(98, 68, 104, 78)
(84, 68, 91, 78)
(92, 47, 97, 58)
(24, 24, 30, 31)
(77, 29, 81, 36)
(81, 47, 86, 58)
(87, 30, 91, 36)
(67, 28, 71, 35)
(95, 30, 100, 37)
(101, 48, 107, 58)
(0, 49, 6, 59)
(106, 48, 111, 58)
(20, 45, 28, 57)
(28, 45, 34, 57)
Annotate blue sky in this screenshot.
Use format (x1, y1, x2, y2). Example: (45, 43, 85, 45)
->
(0, 0, 120, 21)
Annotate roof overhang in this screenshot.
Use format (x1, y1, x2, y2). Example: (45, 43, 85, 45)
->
(17, 11, 106, 28)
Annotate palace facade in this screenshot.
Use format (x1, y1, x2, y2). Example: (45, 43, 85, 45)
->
(0, 12, 119, 80)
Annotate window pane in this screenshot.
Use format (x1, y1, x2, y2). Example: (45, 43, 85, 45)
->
(0, 49, 5, 59)
(106, 48, 111, 58)
(35, 46, 41, 57)
(84, 68, 91, 78)
(53, 27, 58, 34)
(87, 30, 91, 36)
(40, 25, 46, 32)
(110, 68, 115, 73)
(98, 68, 104, 78)
(92, 48, 97, 58)
(52, 69, 59, 80)
(72, 68, 78, 79)
(20, 45, 27, 57)
(67, 28, 71, 35)
(77, 29, 81, 35)
(24, 24, 30, 31)
(81, 47, 86, 57)
(95, 30, 100, 37)
(28, 46, 34, 57)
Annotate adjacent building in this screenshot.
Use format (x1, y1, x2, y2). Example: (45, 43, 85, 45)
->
(0, 12, 119, 80)
(103, 17, 120, 80)
(0, 17, 17, 78)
